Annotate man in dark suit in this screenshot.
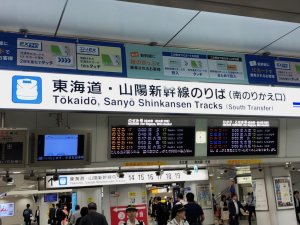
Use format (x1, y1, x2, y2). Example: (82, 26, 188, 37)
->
(49, 204, 56, 225)
(228, 194, 246, 225)
(294, 191, 300, 223)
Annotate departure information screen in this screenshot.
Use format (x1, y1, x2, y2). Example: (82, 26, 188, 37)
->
(0, 130, 26, 164)
(111, 127, 195, 158)
(207, 127, 278, 156)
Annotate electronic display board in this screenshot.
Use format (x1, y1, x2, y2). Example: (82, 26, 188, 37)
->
(207, 127, 278, 156)
(111, 127, 195, 158)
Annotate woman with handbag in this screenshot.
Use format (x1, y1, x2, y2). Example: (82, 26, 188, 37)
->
(220, 195, 229, 225)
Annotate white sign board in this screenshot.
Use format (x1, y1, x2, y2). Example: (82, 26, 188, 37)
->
(46, 170, 208, 189)
(1, 70, 300, 117)
(252, 179, 268, 211)
(237, 176, 252, 184)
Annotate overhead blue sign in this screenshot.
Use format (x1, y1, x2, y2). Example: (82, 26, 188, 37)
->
(246, 54, 300, 86)
(0, 32, 126, 77)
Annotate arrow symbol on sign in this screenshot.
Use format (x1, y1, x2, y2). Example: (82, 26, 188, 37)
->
(48, 178, 54, 186)
(113, 206, 146, 212)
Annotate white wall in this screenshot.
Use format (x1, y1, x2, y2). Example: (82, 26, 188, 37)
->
(0, 196, 35, 225)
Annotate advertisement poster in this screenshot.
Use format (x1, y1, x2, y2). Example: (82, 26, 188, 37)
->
(273, 177, 294, 210)
(126, 44, 248, 84)
(77, 44, 122, 73)
(163, 51, 209, 78)
(17, 39, 76, 69)
(110, 204, 148, 225)
(0, 32, 126, 77)
(196, 184, 212, 209)
(246, 54, 300, 86)
(0, 203, 14, 217)
(207, 53, 247, 81)
(252, 179, 269, 211)
(125, 44, 163, 78)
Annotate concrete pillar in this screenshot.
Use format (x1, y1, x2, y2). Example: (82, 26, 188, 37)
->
(185, 181, 214, 225)
(252, 166, 297, 225)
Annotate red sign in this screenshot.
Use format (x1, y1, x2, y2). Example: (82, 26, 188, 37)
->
(110, 204, 148, 225)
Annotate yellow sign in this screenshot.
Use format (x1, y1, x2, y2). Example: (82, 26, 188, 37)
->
(87, 197, 93, 203)
(228, 159, 262, 165)
(122, 161, 166, 167)
(128, 192, 137, 198)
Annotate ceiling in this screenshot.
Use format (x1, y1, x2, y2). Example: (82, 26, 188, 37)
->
(0, 0, 300, 57)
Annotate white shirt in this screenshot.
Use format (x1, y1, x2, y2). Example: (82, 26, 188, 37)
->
(233, 200, 239, 215)
(175, 200, 187, 206)
(70, 210, 81, 224)
(167, 218, 189, 225)
(126, 219, 144, 225)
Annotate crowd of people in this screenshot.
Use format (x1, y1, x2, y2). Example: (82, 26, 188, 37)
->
(19, 191, 259, 225)
(149, 193, 205, 225)
(47, 202, 108, 225)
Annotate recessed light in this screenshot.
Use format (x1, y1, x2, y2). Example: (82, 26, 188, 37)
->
(12, 171, 21, 174)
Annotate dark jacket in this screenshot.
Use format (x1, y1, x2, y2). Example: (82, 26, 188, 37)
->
(49, 207, 56, 219)
(79, 211, 108, 225)
(228, 200, 245, 219)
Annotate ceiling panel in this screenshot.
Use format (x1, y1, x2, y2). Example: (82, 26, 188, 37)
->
(257, 27, 300, 57)
(167, 12, 300, 53)
(58, 0, 198, 44)
(0, 0, 66, 34)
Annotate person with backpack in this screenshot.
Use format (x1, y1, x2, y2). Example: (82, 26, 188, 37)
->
(156, 197, 170, 225)
(23, 204, 33, 225)
(184, 193, 205, 225)
(125, 205, 145, 225)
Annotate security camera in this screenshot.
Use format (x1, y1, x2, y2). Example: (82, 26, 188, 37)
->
(292, 167, 296, 171)
(155, 170, 164, 176)
(224, 169, 228, 173)
(258, 168, 263, 172)
(52, 170, 59, 181)
(117, 167, 125, 178)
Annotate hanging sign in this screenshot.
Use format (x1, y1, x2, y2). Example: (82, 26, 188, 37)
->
(1, 70, 300, 117)
(45, 170, 208, 189)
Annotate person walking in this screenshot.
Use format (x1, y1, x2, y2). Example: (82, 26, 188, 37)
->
(184, 193, 205, 225)
(70, 205, 81, 225)
(23, 204, 33, 225)
(175, 193, 187, 206)
(75, 207, 89, 225)
(228, 194, 246, 225)
(167, 204, 189, 225)
(220, 195, 229, 225)
(246, 193, 256, 225)
(125, 205, 145, 225)
(156, 197, 169, 225)
(294, 191, 300, 223)
(49, 204, 56, 225)
(35, 206, 40, 225)
(79, 202, 108, 225)
(62, 205, 69, 225)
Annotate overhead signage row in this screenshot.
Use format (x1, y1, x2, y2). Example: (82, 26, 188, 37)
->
(1, 32, 300, 86)
(2, 70, 300, 117)
(0, 32, 126, 77)
(45, 170, 209, 189)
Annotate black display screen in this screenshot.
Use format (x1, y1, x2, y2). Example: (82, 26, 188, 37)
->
(0, 142, 23, 164)
(111, 127, 195, 158)
(207, 127, 278, 156)
(37, 134, 85, 161)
